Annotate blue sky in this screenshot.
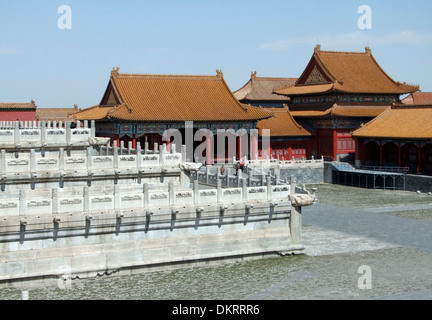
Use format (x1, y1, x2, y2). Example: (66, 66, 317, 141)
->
(1, 0, 432, 108)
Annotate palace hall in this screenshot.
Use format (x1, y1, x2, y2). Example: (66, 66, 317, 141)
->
(73, 68, 272, 163)
(273, 45, 419, 161)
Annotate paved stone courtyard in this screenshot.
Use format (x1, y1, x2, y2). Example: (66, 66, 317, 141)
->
(303, 183, 432, 255)
(301, 183, 432, 299)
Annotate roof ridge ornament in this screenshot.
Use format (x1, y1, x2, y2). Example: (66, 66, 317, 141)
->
(365, 46, 371, 56)
(111, 67, 120, 77)
(251, 71, 257, 79)
(216, 69, 224, 78)
(314, 44, 321, 54)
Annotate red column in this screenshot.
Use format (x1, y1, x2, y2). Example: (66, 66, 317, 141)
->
(115, 134, 120, 147)
(237, 135, 242, 161)
(166, 129, 171, 153)
(333, 129, 338, 161)
(132, 134, 137, 149)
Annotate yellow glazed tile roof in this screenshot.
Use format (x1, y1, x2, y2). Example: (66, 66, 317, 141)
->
(352, 104, 432, 139)
(256, 108, 311, 137)
(234, 72, 297, 101)
(331, 104, 389, 117)
(75, 69, 273, 122)
(36, 107, 78, 121)
(73, 105, 113, 121)
(402, 92, 432, 105)
(289, 107, 333, 118)
(275, 83, 334, 96)
(289, 104, 388, 118)
(0, 101, 37, 110)
(275, 46, 419, 96)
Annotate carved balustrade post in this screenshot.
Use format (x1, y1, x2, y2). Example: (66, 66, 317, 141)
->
(143, 183, 150, 210)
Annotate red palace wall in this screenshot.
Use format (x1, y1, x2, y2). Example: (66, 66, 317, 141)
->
(313, 128, 356, 160)
(0, 110, 37, 122)
(259, 140, 310, 160)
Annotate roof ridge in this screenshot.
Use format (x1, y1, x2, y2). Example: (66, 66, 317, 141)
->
(316, 45, 370, 55)
(0, 102, 35, 105)
(114, 73, 221, 80)
(413, 91, 432, 95)
(111, 67, 222, 80)
(0, 102, 37, 110)
(70, 104, 99, 115)
(319, 50, 368, 55)
(253, 76, 298, 80)
(393, 102, 432, 109)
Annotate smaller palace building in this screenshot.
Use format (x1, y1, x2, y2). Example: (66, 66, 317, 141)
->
(74, 68, 272, 163)
(234, 71, 296, 108)
(234, 72, 311, 159)
(256, 107, 311, 160)
(0, 101, 37, 121)
(352, 103, 432, 175)
(35, 105, 79, 123)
